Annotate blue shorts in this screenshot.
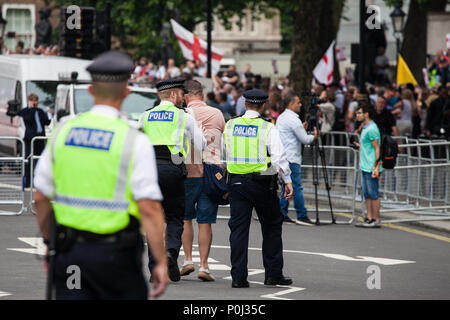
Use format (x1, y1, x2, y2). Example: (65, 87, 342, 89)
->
(361, 171, 379, 199)
(184, 177, 218, 224)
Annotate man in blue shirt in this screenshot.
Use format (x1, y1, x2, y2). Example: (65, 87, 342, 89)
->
(353, 104, 382, 228)
(276, 91, 318, 225)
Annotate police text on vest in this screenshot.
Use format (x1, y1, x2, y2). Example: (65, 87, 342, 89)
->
(148, 111, 174, 122)
(65, 128, 115, 151)
(232, 125, 258, 137)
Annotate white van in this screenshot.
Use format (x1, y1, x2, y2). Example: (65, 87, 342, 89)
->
(0, 54, 92, 155)
(54, 83, 158, 128)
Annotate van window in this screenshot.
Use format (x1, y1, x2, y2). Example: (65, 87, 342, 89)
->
(0, 77, 15, 106)
(74, 88, 158, 120)
(26, 81, 58, 111)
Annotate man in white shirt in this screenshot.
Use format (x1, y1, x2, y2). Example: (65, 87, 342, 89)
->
(276, 91, 319, 226)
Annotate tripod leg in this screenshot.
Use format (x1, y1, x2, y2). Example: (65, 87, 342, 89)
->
(318, 143, 336, 224)
(312, 142, 320, 225)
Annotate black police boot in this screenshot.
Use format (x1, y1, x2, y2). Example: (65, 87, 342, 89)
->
(231, 279, 250, 288)
(264, 275, 293, 286)
(167, 250, 181, 282)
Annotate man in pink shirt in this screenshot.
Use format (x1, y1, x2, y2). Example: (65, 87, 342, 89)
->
(180, 80, 225, 281)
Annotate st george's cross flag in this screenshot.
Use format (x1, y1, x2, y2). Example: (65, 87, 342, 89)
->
(313, 41, 335, 85)
(170, 19, 223, 75)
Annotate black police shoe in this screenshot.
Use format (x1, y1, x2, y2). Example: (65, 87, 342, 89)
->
(264, 275, 293, 286)
(167, 252, 181, 282)
(231, 280, 250, 288)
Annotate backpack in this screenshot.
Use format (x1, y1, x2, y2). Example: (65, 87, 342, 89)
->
(381, 135, 398, 169)
(203, 162, 229, 205)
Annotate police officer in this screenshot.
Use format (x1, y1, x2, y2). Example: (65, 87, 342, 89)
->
(140, 78, 205, 282)
(223, 89, 294, 288)
(34, 51, 169, 299)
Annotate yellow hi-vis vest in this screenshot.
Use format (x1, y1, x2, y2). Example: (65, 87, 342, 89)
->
(50, 111, 139, 234)
(140, 104, 190, 158)
(224, 117, 271, 174)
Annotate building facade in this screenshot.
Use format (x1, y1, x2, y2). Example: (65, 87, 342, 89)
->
(194, 8, 282, 56)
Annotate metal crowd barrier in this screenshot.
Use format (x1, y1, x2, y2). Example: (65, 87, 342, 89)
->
(2, 129, 448, 225)
(298, 131, 450, 224)
(298, 144, 359, 224)
(374, 141, 450, 223)
(0, 136, 26, 216)
(29, 136, 49, 215)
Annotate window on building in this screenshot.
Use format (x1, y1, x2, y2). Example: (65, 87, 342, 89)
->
(4, 7, 34, 53)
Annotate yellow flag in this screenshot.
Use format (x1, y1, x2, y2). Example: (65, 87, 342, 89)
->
(397, 54, 417, 86)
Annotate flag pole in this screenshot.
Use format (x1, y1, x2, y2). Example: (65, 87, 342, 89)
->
(206, 0, 212, 78)
(359, 0, 367, 95)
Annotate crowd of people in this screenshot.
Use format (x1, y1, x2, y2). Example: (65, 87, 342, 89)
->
(129, 46, 450, 142)
(0, 37, 60, 56)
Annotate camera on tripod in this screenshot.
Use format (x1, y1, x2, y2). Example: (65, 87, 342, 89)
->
(301, 91, 325, 133)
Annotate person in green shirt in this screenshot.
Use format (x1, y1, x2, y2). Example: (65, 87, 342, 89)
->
(353, 103, 382, 228)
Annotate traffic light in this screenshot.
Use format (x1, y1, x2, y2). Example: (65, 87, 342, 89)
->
(59, 5, 110, 60)
(59, 6, 95, 59)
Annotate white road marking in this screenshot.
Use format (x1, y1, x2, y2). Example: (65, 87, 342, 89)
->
(7, 238, 416, 266)
(260, 286, 306, 300)
(0, 291, 12, 298)
(208, 245, 415, 266)
(7, 237, 46, 256)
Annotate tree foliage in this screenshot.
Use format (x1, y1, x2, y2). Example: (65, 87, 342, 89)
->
(48, 0, 345, 91)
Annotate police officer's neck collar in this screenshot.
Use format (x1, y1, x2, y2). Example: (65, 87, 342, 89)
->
(243, 109, 262, 118)
(159, 100, 179, 107)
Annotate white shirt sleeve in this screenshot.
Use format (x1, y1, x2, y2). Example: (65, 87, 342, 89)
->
(131, 133, 163, 201)
(293, 118, 315, 145)
(266, 125, 292, 183)
(34, 146, 54, 198)
(185, 112, 206, 152)
(33, 132, 163, 202)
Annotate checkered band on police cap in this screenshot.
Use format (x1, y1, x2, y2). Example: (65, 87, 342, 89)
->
(243, 89, 269, 104)
(86, 51, 134, 82)
(156, 78, 186, 92)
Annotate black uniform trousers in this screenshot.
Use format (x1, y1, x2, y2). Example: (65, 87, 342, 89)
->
(54, 241, 147, 300)
(228, 176, 284, 283)
(147, 163, 186, 274)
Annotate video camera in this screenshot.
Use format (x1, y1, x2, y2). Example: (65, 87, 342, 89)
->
(301, 91, 325, 133)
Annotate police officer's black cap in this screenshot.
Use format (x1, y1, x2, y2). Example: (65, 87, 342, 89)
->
(156, 78, 187, 93)
(86, 51, 134, 82)
(243, 89, 269, 104)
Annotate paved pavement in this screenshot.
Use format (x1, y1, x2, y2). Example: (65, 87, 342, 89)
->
(0, 201, 449, 300)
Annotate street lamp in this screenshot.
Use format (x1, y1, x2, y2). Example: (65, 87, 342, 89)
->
(390, 1, 406, 58)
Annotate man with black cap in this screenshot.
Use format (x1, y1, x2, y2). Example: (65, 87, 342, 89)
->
(139, 78, 206, 283)
(223, 89, 294, 288)
(33, 51, 169, 299)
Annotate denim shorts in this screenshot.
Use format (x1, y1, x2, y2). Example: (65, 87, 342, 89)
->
(184, 177, 218, 224)
(361, 171, 379, 199)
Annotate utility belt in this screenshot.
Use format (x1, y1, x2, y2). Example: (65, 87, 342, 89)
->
(55, 216, 142, 253)
(228, 171, 278, 191)
(154, 146, 187, 177)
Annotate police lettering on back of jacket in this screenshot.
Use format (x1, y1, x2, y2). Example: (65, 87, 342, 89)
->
(139, 78, 206, 284)
(33, 51, 169, 300)
(222, 89, 294, 288)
